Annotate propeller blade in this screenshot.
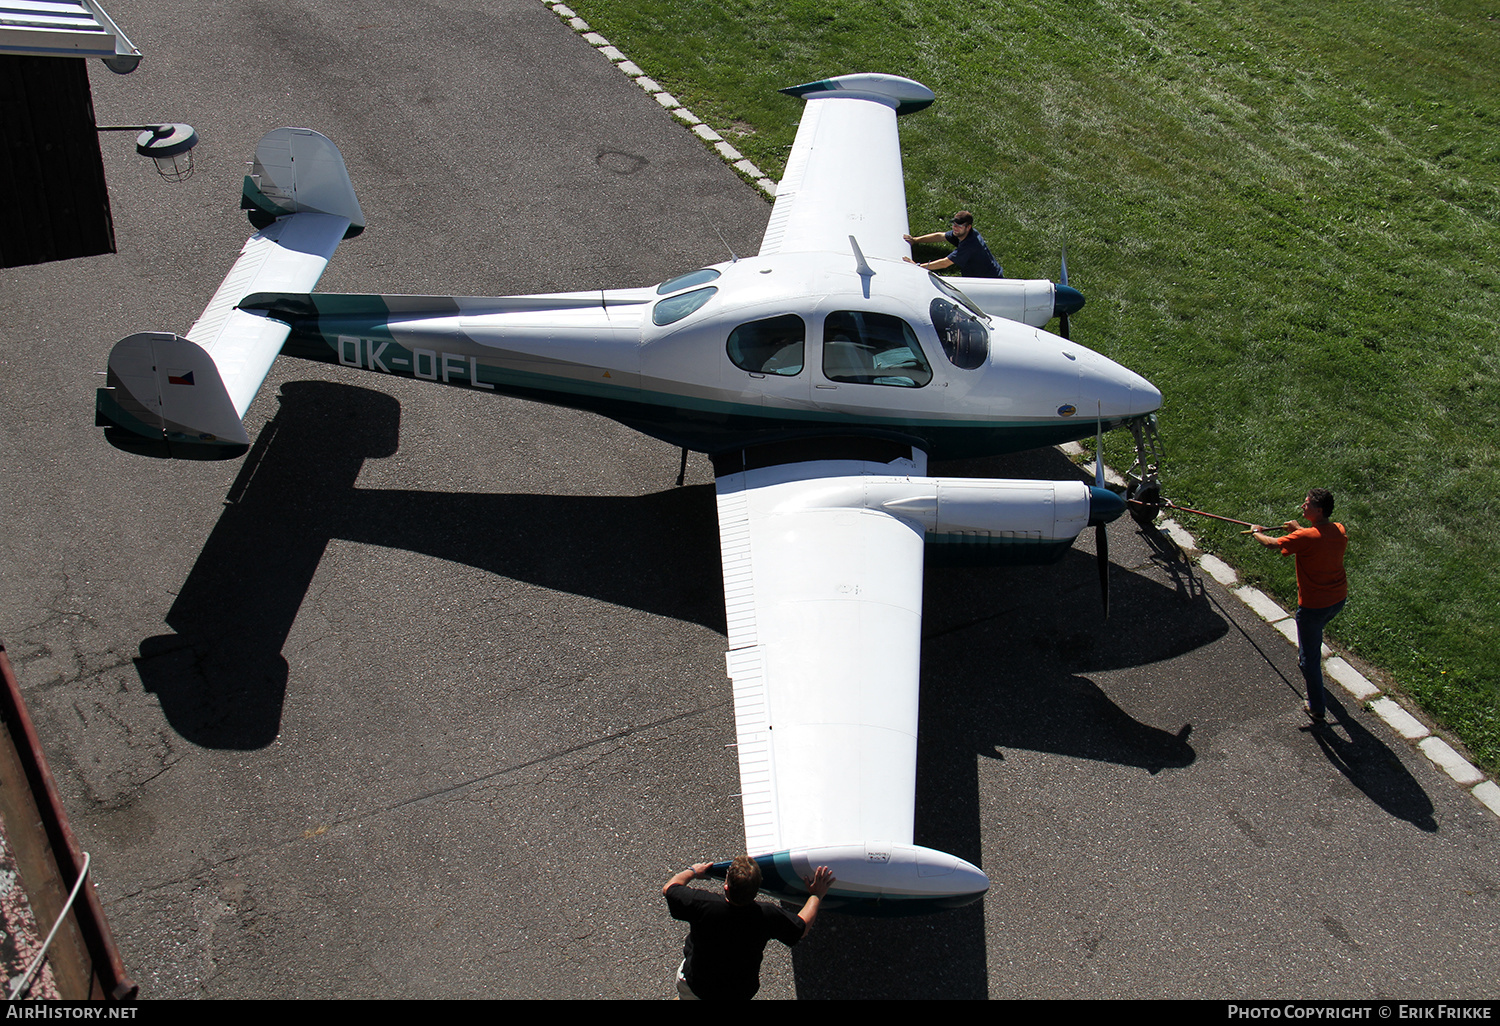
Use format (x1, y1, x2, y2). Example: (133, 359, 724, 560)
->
(1097, 522, 1110, 618)
(1053, 244, 1083, 339)
(1094, 415, 1105, 488)
(1094, 413, 1109, 616)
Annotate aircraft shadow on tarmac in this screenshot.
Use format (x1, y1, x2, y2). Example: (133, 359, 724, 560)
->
(133, 381, 726, 749)
(130, 381, 1436, 998)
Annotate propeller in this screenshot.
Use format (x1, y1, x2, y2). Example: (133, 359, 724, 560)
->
(1094, 415, 1109, 618)
(1058, 247, 1109, 615)
(1054, 244, 1085, 341)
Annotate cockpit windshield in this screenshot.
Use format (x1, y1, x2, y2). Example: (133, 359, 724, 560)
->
(656, 268, 721, 295)
(653, 286, 717, 325)
(928, 273, 990, 321)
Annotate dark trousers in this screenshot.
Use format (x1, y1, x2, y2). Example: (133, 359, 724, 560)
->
(1296, 599, 1346, 717)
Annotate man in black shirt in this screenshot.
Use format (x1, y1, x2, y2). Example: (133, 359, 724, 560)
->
(903, 210, 1004, 278)
(663, 856, 835, 999)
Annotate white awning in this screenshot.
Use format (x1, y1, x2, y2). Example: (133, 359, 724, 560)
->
(0, 0, 138, 68)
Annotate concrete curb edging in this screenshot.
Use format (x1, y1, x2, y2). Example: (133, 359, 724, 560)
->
(1063, 436, 1495, 821)
(547, 1, 1497, 823)
(544, 2, 779, 198)
(1197, 543, 1498, 812)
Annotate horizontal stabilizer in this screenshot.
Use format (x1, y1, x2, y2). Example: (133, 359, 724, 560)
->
(186, 212, 351, 417)
(98, 129, 363, 459)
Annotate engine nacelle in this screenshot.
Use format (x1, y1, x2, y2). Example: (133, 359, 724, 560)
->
(947, 276, 1084, 329)
(761, 471, 1124, 566)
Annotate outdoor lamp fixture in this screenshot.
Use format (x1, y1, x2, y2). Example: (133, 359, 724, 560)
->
(96, 123, 199, 182)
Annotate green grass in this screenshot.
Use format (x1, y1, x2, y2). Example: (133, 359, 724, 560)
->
(566, 0, 1500, 772)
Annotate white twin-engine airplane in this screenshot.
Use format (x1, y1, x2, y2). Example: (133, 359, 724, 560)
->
(97, 74, 1161, 915)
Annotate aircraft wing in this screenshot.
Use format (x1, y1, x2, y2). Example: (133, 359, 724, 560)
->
(712, 452, 997, 915)
(711, 452, 1123, 912)
(759, 74, 934, 263)
(716, 458, 928, 856)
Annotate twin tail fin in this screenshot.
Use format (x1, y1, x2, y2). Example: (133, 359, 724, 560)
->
(97, 129, 362, 459)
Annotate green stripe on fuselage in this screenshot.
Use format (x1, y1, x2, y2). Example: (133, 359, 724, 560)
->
(265, 300, 1106, 459)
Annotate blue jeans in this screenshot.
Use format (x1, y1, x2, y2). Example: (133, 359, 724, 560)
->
(1296, 599, 1346, 717)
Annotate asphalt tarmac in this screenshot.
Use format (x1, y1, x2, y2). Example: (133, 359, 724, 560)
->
(0, 0, 1495, 1000)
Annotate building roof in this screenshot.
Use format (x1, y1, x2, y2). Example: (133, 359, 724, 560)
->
(0, 0, 138, 69)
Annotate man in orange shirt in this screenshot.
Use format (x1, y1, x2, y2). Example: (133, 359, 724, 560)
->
(1251, 488, 1348, 723)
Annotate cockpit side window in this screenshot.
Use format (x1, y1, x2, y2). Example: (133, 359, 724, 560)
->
(653, 286, 717, 326)
(822, 311, 932, 387)
(930, 297, 989, 370)
(727, 314, 805, 376)
(656, 268, 721, 295)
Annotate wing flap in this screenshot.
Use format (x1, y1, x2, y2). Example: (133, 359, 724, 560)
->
(716, 460, 927, 854)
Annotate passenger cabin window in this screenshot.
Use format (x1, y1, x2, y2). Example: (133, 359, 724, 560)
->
(822, 311, 932, 387)
(656, 268, 721, 295)
(930, 297, 989, 370)
(727, 314, 805, 376)
(653, 286, 717, 326)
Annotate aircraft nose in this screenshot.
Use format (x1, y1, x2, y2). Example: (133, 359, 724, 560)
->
(1118, 371, 1162, 418)
(1131, 374, 1163, 416)
(1075, 350, 1162, 421)
(1054, 283, 1085, 318)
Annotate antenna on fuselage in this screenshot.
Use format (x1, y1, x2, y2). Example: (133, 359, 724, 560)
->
(714, 227, 739, 263)
(849, 236, 875, 278)
(849, 236, 876, 298)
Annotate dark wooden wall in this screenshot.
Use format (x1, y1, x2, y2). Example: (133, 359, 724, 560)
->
(0, 55, 115, 268)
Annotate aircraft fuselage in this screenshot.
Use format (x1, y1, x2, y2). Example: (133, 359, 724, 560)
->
(252, 251, 1160, 460)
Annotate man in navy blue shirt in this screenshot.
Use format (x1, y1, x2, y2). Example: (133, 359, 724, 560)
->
(904, 210, 1004, 278)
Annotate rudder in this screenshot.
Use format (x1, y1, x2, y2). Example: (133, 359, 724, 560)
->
(97, 332, 249, 459)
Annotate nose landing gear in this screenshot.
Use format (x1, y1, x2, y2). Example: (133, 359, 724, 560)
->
(1124, 414, 1165, 527)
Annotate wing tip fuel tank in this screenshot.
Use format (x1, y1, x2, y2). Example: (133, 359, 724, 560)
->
(711, 844, 990, 918)
(780, 73, 936, 116)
